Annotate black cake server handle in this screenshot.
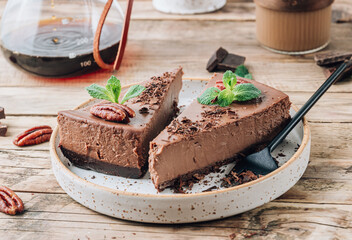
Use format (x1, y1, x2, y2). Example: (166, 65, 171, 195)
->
(268, 57, 352, 153)
(231, 57, 352, 175)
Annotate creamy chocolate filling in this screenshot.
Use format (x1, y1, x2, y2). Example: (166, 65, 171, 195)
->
(58, 67, 183, 178)
(149, 74, 291, 190)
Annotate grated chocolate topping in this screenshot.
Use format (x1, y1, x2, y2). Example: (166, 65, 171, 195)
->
(201, 106, 238, 120)
(167, 117, 215, 137)
(133, 72, 175, 105)
(221, 170, 262, 187)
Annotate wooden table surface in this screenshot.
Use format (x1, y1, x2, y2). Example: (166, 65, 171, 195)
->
(1, 0, 352, 239)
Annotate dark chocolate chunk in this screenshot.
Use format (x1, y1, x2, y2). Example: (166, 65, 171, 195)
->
(314, 51, 352, 66)
(207, 47, 246, 72)
(216, 53, 246, 72)
(0, 107, 5, 119)
(206, 47, 228, 72)
(323, 66, 337, 78)
(0, 125, 7, 137)
(320, 62, 352, 83)
(0, 107, 7, 136)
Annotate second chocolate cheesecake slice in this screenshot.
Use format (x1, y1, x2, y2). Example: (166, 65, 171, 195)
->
(58, 67, 183, 178)
(149, 73, 291, 190)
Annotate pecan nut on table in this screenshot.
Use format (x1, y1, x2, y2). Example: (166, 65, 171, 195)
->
(0, 186, 24, 215)
(13, 125, 53, 147)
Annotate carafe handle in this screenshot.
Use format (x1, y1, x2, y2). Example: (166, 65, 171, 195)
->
(93, 0, 134, 71)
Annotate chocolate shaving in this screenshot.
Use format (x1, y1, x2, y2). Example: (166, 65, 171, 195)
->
(138, 107, 149, 114)
(167, 117, 214, 137)
(221, 170, 261, 187)
(202, 186, 218, 192)
(134, 72, 175, 105)
(201, 106, 238, 120)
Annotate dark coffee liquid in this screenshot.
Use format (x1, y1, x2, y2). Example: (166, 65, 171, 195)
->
(0, 20, 122, 77)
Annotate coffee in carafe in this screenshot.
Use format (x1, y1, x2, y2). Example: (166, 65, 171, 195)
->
(0, 0, 127, 77)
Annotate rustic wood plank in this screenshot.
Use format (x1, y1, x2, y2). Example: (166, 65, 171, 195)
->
(1, 89, 352, 122)
(0, 194, 350, 240)
(1, 117, 352, 161)
(1, 116, 352, 203)
(0, 21, 351, 91)
(0, 0, 351, 22)
(0, 116, 56, 150)
(0, 0, 351, 238)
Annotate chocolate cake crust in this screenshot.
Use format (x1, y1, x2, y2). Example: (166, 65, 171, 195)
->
(61, 146, 145, 178)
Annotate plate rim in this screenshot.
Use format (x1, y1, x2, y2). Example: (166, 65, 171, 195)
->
(50, 78, 310, 198)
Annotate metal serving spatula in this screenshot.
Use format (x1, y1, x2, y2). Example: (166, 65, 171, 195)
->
(230, 57, 352, 176)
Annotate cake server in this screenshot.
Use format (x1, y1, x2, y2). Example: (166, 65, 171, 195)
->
(230, 57, 352, 176)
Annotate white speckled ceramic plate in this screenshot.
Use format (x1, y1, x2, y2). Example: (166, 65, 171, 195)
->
(50, 79, 310, 223)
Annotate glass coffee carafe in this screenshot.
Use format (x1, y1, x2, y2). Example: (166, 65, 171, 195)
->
(0, 0, 132, 78)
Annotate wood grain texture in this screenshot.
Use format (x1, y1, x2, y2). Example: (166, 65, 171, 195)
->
(1, 0, 352, 239)
(1, 21, 352, 91)
(0, 196, 350, 240)
(2, 89, 352, 123)
(1, 118, 351, 205)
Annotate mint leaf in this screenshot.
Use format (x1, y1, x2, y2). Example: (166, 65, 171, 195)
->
(197, 67, 258, 107)
(105, 76, 121, 103)
(86, 75, 143, 104)
(197, 87, 220, 105)
(121, 85, 145, 104)
(217, 89, 235, 107)
(232, 83, 261, 102)
(244, 73, 252, 80)
(235, 65, 249, 78)
(85, 84, 112, 102)
(223, 70, 237, 90)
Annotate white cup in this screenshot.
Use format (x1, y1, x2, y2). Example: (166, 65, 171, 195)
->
(152, 0, 227, 14)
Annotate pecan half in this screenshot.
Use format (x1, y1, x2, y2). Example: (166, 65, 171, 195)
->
(90, 102, 136, 123)
(0, 186, 24, 215)
(13, 125, 53, 147)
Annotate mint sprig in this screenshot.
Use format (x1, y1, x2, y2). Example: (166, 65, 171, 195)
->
(197, 69, 261, 107)
(217, 89, 235, 107)
(223, 71, 237, 90)
(197, 87, 220, 105)
(86, 76, 145, 104)
(233, 83, 261, 101)
(121, 85, 146, 104)
(235, 65, 250, 79)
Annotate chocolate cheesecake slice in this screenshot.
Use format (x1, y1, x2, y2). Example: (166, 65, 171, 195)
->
(58, 67, 183, 178)
(149, 73, 291, 190)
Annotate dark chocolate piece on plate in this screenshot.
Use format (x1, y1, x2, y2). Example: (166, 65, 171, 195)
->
(216, 53, 246, 72)
(0, 107, 5, 119)
(0, 125, 7, 137)
(314, 51, 352, 66)
(206, 47, 228, 72)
